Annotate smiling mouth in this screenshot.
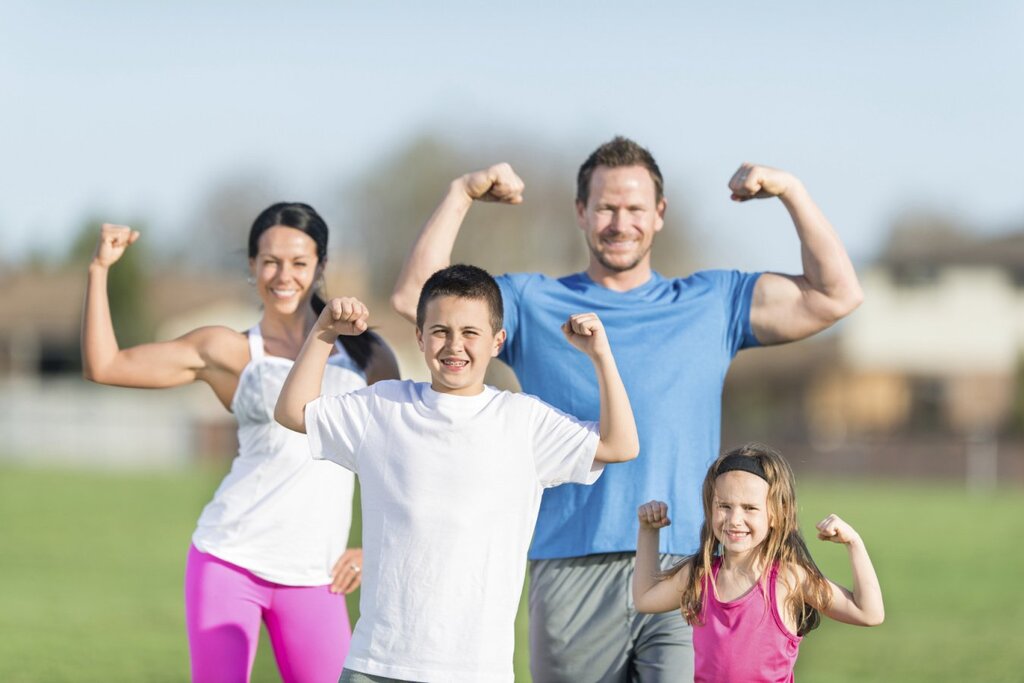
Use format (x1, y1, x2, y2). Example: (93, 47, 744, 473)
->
(441, 359, 468, 368)
(270, 288, 298, 298)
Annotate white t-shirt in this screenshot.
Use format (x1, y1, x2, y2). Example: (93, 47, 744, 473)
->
(192, 326, 365, 585)
(305, 379, 602, 683)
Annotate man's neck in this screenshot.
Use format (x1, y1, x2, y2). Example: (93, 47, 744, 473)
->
(585, 262, 654, 292)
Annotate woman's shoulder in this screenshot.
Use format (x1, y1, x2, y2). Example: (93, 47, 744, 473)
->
(185, 326, 250, 369)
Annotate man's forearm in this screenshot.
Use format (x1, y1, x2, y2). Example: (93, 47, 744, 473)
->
(781, 181, 862, 316)
(391, 181, 473, 322)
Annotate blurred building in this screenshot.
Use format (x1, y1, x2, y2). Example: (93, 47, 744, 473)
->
(723, 226, 1024, 485)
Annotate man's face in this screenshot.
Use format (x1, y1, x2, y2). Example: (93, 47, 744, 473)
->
(576, 165, 666, 275)
(416, 295, 506, 396)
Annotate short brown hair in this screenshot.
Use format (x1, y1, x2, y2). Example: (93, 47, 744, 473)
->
(416, 264, 504, 333)
(576, 136, 664, 205)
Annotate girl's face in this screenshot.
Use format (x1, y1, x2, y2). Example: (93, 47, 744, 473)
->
(249, 226, 322, 317)
(711, 471, 771, 558)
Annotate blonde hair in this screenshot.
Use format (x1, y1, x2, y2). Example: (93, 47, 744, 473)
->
(668, 443, 832, 636)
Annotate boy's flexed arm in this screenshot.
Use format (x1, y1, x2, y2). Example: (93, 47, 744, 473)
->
(562, 313, 639, 463)
(391, 164, 524, 323)
(814, 514, 885, 626)
(274, 298, 370, 433)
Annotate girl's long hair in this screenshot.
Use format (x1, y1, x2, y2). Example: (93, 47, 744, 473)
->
(248, 202, 376, 369)
(667, 443, 832, 636)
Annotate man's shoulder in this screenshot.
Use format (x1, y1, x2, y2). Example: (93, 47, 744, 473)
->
(497, 270, 585, 291)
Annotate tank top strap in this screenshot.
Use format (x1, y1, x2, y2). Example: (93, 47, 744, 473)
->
(247, 325, 265, 360)
(767, 561, 781, 602)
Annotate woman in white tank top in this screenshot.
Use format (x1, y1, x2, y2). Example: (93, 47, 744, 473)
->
(82, 203, 399, 683)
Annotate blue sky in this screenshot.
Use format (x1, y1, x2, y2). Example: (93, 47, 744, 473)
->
(3, 1, 1022, 273)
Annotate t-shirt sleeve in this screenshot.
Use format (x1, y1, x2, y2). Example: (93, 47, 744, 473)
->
(721, 269, 762, 354)
(304, 388, 374, 473)
(495, 273, 525, 366)
(525, 395, 603, 488)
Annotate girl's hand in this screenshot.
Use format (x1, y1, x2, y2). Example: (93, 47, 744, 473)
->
(816, 513, 861, 545)
(637, 500, 671, 530)
(91, 223, 140, 269)
(561, 312, 611, 359)
(317, 297, 369, 337)
(329, 547, 364, 594)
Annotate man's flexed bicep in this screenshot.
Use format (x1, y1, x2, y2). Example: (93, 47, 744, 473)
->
(731, 163, 863, 345)
(391, 164, 524, 323)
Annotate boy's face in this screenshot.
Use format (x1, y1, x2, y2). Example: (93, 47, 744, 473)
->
(416, 295, 506, 396)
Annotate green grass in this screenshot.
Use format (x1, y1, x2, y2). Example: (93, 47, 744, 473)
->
(0, 467, 1021, 682)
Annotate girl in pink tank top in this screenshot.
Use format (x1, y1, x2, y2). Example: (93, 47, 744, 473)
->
(632, 443, 885, 682)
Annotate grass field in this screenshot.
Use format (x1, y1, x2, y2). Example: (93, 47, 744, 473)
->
(1, 465, 1022, 682)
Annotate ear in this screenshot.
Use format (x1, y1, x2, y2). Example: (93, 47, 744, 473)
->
(492, 328, 507, 357)
(575, 199, 587, 230)
(248, 257, 257, 278)
(654, 197, 667, 233)
(415, 326, 425, 352)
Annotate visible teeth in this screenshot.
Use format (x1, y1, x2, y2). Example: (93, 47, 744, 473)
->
(442, 360, 467, 366)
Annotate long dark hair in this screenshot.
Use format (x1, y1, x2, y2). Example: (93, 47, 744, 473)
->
(248, 202, 376, 370)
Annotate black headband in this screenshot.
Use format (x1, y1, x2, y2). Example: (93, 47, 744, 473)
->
(716, 454, 768, 482)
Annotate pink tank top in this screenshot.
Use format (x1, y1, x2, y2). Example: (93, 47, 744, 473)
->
(693, 558, 802, 683)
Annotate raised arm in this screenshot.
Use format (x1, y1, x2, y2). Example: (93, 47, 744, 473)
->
(728, 164, 864, 345)
(813, 514, 885, 626)
(81, 224, 238, 399)
(561, 313, 639, 463)
(632, 500, 689, 613)
(390, 164, 524, 323)
(275, 297, 369, 433)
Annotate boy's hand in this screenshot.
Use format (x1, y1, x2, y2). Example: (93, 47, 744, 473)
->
(317, 297, 369, 337)
(638, 500, 671, 530)
(816, 513, 861, 545)
(91, 223, 140, 269)
(457, 163, 525, 204)
(561, 312, 611, 358)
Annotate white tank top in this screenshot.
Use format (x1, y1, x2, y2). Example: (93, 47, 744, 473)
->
(192, 325, 367, 585)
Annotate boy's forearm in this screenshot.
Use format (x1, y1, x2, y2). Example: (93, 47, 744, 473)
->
(592, 353, 640, 463)
(275, 333, 335, 433)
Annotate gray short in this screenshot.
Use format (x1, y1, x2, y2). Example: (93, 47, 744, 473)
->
(528, 552, 693, 683)
(338, 670, 418, 683)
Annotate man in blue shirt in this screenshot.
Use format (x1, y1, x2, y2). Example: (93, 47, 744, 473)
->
(391, 137, 863, 682)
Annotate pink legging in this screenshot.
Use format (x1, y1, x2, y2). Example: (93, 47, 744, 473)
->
(185, 544, 351, 683)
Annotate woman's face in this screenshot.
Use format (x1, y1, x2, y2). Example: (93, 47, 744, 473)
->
(249, 226, 322, 317)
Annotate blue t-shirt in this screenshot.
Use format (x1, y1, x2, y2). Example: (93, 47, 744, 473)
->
(496, 270, 761, 559)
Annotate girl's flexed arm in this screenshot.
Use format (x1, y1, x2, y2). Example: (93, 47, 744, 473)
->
(815, 514, 885, 626)
(632, 500, 688, 614)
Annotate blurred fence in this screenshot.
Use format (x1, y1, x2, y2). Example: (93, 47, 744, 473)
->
(0, 378, 234, 469)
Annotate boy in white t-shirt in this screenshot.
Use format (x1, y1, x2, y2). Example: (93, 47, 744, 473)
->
(275, 264, 638, 683)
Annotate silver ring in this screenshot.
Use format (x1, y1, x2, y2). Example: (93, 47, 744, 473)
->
(351, 564, 361, 573)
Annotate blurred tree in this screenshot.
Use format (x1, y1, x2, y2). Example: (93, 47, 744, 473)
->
(69, 220, 153, 347)
(335, 132, 695, 297)
(185, 172, 276, 273)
